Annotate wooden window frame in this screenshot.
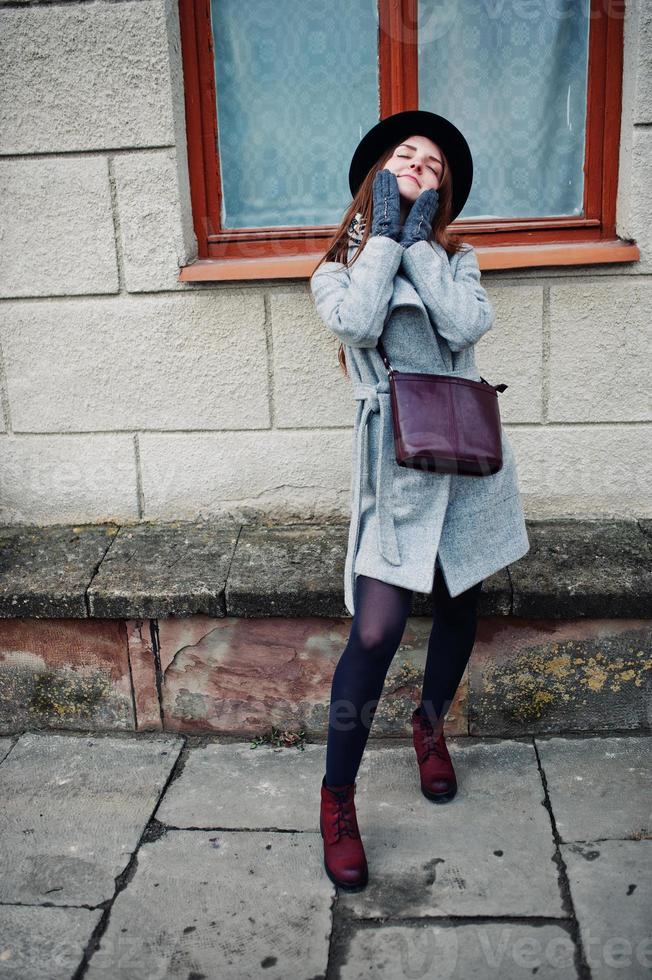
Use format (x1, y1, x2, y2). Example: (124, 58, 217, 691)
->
(178, 0, 639, 282)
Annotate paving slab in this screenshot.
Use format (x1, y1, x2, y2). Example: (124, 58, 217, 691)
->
(156, 741, 326, 828)
(83, 830, 332, 980)
(0, 517, 648, 622)
(340, 922, 578, 979)
(225, 522, 350, 617)
(87, 520, 241, 618)
(344, 741, 562, 918)
(3, 732, 649, 979)
(224, 523, 513, 618)
(0, 905, 102, 980)
(0, 736, 14, 763)
(509, 519, 652, 618)
(535, 736, 651, 841)
(562, 840, 652, 980)
(0, 523, 117, 618)
(0, 732, 183, 905)
(160, 739, 561, 917)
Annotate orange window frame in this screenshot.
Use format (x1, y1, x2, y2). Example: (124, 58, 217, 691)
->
(178, 0, 639, 281)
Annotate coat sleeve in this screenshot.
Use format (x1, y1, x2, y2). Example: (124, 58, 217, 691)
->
(310, 235, 404, 348)
(399, 240, 494, 352)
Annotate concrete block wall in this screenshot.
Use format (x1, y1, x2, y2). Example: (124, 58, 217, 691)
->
(1, 0, 650, 526)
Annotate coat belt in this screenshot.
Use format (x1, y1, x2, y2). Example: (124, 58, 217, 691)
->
(351, 380, 401, 566)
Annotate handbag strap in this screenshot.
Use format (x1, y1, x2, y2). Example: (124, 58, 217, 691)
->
(376, 338, 508, 393)
(376, 338, 393, 374)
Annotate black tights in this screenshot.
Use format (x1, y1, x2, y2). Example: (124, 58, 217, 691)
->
(325, 561, 483, 788)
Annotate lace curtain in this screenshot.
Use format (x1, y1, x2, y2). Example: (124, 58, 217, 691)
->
(210, 0, 590, 229)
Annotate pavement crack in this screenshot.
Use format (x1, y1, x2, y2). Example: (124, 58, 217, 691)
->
(532, 736, 593, 980)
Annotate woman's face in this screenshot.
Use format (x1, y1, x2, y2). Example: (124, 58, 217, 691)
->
(383, 134, 444, 201)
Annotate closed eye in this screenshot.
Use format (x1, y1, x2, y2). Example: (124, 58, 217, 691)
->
(397, 152, 438, 175)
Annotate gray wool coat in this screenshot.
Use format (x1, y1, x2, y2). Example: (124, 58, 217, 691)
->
(310, 223, 530, 616)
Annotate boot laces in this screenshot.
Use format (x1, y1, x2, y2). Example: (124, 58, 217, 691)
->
(331, 791, 358, 840)
(422, 728, 448, 762)
(418, 711, 448, 762)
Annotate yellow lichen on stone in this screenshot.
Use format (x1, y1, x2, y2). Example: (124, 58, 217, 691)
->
(475, 631, 651, 727)
(585, 666, 609, 692)
(532, 690, 554, 708)
(547, 655, 573, 679)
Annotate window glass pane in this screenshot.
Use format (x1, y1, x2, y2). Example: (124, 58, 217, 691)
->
(418, 0, 590, 219)
(210, 0, 379, 229)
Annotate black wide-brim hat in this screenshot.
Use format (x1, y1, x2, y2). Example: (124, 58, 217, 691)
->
(348, 110, 473, 223)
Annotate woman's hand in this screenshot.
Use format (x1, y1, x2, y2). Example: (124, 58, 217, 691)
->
(370, 168, 402, 241)
(398, 188, 440, 247)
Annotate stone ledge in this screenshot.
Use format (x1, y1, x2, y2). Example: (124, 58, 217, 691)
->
(1, 614, 650, 737)
(0, 517, 650, 621)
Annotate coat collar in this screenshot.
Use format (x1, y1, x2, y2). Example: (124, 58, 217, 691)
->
(346, 211, 429, 319)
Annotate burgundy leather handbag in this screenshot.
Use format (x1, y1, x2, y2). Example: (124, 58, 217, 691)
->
(377, 338, 508, 476)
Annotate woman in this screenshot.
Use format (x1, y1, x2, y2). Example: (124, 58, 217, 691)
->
(310, 110, 530, 892)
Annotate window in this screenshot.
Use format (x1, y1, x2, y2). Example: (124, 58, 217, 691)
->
(178, 0, 639, 281)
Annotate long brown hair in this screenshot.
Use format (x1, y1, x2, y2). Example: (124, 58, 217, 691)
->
(313, 140, 467, 377)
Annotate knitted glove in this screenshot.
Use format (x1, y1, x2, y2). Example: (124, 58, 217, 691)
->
(398, 188, 440, 247)
(370, 169, 402, 241)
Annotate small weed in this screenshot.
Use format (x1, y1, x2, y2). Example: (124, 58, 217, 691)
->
(250, 726, 307, 751)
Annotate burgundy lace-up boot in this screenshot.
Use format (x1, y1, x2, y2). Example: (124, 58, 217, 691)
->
(411, 704, 457, 802)
(319, 775, 369, 890)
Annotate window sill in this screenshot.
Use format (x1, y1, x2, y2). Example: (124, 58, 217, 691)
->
(177, 238, 640, 283)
